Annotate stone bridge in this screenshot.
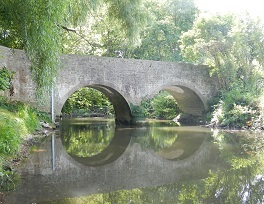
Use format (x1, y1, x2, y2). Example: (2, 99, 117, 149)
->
(0, 46, 220, 124)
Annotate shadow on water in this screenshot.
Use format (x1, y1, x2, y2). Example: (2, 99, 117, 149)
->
(4, 118, 264, 204)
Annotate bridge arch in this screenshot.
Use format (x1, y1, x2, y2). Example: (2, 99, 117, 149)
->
(0, 46, 220, 120)
(57, 82, 132, 125)
(147, 81, 208, 116)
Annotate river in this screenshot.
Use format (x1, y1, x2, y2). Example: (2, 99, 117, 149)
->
(5, 118, 264, 203)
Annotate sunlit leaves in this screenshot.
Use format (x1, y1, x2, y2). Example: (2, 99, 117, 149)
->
(0, 0, 148, 102)
(180, 14, 264, 91)
(130, 0, 198, 61)
(62, 87, 114, 116)
(106, 0, 148, 46)
(145, 91, 181, 120)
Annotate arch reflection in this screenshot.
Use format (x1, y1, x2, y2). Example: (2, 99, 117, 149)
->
(60, 118, 131, 166)
(130, 126, 209, 161)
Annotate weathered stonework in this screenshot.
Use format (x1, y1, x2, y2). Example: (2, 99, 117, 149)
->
(0, 46, 220, 124)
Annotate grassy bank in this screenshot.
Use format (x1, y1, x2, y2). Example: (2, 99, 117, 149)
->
(0, 96, 51, 192)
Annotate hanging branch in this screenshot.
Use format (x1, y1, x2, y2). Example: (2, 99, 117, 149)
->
(59, 24, 102, 48)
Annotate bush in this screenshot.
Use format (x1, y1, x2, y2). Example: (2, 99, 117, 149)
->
(222, 104, 255, 128)
(62, 87, 114, 116)
(130, 104, 146, 119)
(210, 84, 260, 128)
(143, 91, 181, 120)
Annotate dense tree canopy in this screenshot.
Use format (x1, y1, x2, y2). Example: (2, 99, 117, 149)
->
(61, 0, 198, 60)
(129, 0, 198, 61)
(1, 0, 264, 127)
(0, 0, 148, 101)
(180, 14, 264, 90)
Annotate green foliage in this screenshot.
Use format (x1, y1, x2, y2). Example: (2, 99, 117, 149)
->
(180, 14, 264, 127)
(63, 89, 180, 120)
(129, 104, 146, 120)
(127, 0, 198, 61)
(0, 0, 148, 102)
(62, 87, 114, 117)
(1, 0, 69, 100)
(0, 109, 24, 155)
(0, 67, 14, 91)
(0, 97, 50, 192)
(17, 106, 41, 133)
(143, 91, 181, 120)
(62, 0, 150, 57)
(62, 0, 197, 60)
(105, 0, 149, 46)
(210, 82, 261, 128)
(180, 14, 264, 90)
(0, 97, 43, 156)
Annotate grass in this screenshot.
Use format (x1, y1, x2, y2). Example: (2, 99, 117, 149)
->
(0, 96, 50, 191)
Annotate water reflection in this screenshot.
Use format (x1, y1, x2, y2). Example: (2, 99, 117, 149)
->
(60, 119, 209, 164)
(60, 118, 132, 166)
(61, 118, 116, 157)
(5, 119, 264, 204)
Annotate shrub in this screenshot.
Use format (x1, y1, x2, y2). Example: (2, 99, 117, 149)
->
(210, 84, 260, 128)
(146, 91, 181, 120)
(0, 109, 25, 155)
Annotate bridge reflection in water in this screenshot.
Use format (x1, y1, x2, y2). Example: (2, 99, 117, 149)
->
(7, 119, 220, 203)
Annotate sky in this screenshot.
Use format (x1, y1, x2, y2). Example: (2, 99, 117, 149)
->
(194, 0, 264, 21)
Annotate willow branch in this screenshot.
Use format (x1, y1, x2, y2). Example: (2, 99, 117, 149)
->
(59, 24, 102, 48)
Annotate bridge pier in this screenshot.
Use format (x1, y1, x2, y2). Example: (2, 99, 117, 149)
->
(88, 85, 133, 126)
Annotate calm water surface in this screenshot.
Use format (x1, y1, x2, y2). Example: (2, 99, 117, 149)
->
(5, 118, 264, 204)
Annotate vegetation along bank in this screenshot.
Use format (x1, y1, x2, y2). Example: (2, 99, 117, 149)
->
(1, 0, 264, 199)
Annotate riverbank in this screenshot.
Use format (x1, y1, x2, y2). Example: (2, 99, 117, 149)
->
(7, 124, 55, 167)
(0, 122, 55, 204)
(0, 97, 53, 202)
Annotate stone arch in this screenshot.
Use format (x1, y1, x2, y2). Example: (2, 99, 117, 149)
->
(57, 82, 132, 125)
(147, 81, 208, 116)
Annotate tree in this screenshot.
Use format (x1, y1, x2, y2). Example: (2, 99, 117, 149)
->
(180, 14, 236, 88)
(62, 87, 114, 116)
(63, 0, 198, 60)
(146, 91, 181, 120)
(180, 14, 264, 90)
(128, 0, 198, 61)
(180, 14, 264, 127)
(0, 0, 148, 101)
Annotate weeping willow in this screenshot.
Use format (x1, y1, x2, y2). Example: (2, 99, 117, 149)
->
(0, 0, 148, 102)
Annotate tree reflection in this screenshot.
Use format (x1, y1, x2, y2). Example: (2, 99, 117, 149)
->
(53, 130, 264, 203)
(199, 131, 264, 203)
(132, 127, 178, 151)
(60, 119, 115, 157)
